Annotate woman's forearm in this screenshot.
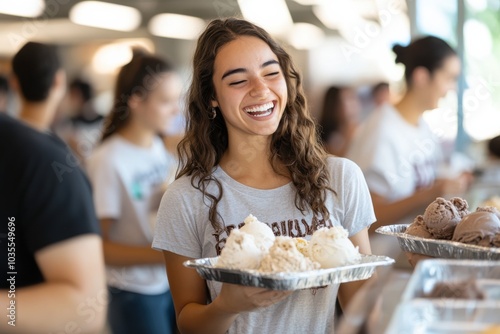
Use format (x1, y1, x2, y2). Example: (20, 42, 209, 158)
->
(369, 186, 439, 231)
(103, 241, 164, 266)
(177, 298, 238, 334)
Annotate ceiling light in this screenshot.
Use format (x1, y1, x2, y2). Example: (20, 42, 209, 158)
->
(287, 23, 325, 50)
(92, 39, 155, 74)
(237, 0, 293, 36)
(0, 0, 45, 17)
(313, 1, 360, 30)
(69, 1, 141, 32)
(148, 14, 205, 40)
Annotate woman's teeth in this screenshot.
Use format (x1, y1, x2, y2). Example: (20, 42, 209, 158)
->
(243, 102, 274, 117)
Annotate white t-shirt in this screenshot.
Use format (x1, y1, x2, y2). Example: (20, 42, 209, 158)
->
(88, 135, 176, 294)
(152, 157, 375, 334)
(347, 104, 442, 265)
(347, 104, 442, 203)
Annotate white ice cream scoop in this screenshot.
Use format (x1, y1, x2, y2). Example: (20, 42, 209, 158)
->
(308, 226, 361, 268)
(240, 214, 275, 252)
(216, 229, 263, 270)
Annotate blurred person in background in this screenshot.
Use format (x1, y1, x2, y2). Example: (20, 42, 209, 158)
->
(0, 42, 106, 333)
(477, 135, 500, 184)
(488, 135, 500, 160)
(87, 50, 180, 334)
(318, 86, 362, 157)
(65, 78, 104, 163)
(347, 36, 471, 233)
(370, 82, 390, 109)
(0, 75, 9, 112)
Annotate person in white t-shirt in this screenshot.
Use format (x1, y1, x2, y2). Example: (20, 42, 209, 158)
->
(347, 36, 471, 234)
(152, 18, 375, 334)
(87, 51, 181, 334)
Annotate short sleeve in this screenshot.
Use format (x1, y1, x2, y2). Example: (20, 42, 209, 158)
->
(152, 179, 202, 259)
(23, 145, 100, 253)
(87, 152, 121, 219)
(337, 159, 376, 236)
(350, 137, 399, 199)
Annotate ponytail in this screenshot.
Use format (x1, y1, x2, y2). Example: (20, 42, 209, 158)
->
(101, 48, 174, 141)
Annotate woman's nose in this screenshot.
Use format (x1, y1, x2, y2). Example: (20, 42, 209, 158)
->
(249, 78, 270, 98)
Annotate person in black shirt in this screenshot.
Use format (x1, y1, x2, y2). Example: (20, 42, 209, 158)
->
(0, 42, 106, 333)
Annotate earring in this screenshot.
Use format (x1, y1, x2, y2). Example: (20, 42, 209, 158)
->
(209, 107, 217, 120)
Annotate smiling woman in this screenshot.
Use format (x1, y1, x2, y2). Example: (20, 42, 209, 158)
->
(152, 18, 375, 334)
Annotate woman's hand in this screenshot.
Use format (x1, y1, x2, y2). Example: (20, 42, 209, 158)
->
(214, 283, 293, 314)
(434, 172, 473, 197)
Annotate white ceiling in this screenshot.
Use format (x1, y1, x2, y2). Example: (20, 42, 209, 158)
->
(0, 0, 388, 55)
(0, 0, 321, 28)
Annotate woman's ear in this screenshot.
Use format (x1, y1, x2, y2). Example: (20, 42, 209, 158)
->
(412, 66, 431, 87)
(128, 93, 141, 110)
(211, 99, 218, 108)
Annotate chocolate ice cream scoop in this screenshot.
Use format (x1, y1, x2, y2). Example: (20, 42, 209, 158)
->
(405, 215, 433, 239)
(423, 197, 461, 239)
(425, 279, 485, 299)
(476, 206, 500, 219)
(450, 197, 470, 218)
(452, 211, 500, 247)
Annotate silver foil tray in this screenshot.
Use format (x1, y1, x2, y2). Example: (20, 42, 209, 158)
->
(376, 224, 500, 260)
(386, 299, 500, 334)
(183, 254, 394, 290)
(403, 259, 500, 302)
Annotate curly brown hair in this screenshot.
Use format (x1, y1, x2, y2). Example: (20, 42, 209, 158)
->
(177, 18, 333, 231)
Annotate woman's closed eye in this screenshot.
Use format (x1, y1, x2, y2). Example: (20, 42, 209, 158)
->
(229, 80, 246, 86)
(265, 71, 280, 77)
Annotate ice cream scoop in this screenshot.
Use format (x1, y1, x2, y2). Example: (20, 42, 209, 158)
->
(308, 226, 361, 268)
(240, 214, 275, 252)
(259, 236, 319, 273)
(293, 237, 309, 257)
(405, 215, 433, 239)
(450, 197, 470, 218)
(452, 211, 500, 247)
(425, 280, 485, 299)
(216, 229, 263, 270)
(476, 206, 500, 219)
(423, 197, 461, 239)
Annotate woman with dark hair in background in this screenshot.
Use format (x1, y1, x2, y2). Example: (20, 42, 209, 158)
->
(87, 51, 181, 334)
(347, 36, 471, 262)
(319, 86, 361, 157)
(152, 18, 375, 334)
